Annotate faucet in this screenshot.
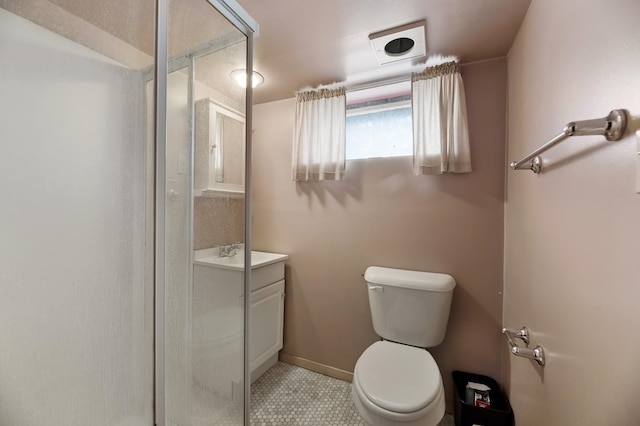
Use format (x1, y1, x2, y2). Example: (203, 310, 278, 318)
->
(218, 241, 243, 257)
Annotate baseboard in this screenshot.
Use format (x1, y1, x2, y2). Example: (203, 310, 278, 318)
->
(279, 353, 354, 383)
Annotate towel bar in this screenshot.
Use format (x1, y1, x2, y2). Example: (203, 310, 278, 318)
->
(502, 326, 545, 366)
(510, 109, 627, 174)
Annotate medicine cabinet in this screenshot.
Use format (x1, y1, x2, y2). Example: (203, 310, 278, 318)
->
(195, 98, 246, 195)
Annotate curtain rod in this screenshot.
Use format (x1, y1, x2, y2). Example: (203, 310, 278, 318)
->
(345, 75, 411, 93)
(344, 57, 505, 94)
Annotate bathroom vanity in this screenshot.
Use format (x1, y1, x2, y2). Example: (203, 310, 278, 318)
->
(192, 248, 288, 398)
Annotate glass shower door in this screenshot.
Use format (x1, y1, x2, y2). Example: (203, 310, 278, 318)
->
(160, 1, 253, 425)
(0, 0, 255, 424)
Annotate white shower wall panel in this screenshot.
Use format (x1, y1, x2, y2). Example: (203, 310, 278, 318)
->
(0, 8, 152, 426)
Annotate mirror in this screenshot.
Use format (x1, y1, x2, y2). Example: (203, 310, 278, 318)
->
(195, 98, 246, 194)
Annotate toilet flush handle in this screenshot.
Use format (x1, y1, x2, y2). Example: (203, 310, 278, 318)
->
(368, 285, 384, 292)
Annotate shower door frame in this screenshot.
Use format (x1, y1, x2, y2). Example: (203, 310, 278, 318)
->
(152, 1, 258, 425)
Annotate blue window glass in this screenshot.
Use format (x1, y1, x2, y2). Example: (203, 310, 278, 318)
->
(346, 102, 412, 160)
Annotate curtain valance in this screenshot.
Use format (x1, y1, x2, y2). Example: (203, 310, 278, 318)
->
(292, 87, 346, 181)
(412, 61, 471, 175)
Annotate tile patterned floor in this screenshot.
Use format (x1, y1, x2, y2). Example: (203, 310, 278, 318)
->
(251, 362, 362, 425)
(191, 361, 455, 425)
(250, 362, 455, 426)
(192, 384, 242, 426)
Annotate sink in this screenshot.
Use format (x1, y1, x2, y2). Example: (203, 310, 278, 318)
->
(194, 250, 288, 271)
(194, 248, 288, 292)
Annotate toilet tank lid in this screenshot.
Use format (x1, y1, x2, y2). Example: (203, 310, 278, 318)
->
(364, 266, 455, 292)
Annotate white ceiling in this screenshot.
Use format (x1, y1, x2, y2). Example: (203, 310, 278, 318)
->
(3, 0, 531, 106)
(238, 0, 532, 104)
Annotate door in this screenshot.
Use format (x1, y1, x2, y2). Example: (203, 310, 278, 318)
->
(158, 1, 256, 425)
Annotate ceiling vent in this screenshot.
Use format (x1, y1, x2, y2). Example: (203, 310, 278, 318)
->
(369, 21, 426, 66)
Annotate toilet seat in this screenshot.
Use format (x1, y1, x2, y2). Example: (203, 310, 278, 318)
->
(353, 341, 444, 423)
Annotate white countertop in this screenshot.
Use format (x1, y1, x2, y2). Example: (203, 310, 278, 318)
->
(194, 248, 288, 271)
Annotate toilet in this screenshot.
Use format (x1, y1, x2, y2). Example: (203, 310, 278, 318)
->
(352, 266, 456, 426)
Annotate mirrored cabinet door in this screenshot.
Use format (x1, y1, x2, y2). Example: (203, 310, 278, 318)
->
(195, 99, 246, 195)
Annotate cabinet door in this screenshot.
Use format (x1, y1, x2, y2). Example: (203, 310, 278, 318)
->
(249, 280, 285, 371)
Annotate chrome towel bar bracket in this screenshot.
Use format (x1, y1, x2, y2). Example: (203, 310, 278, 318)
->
(510, 109, 628, 174)
(502, 326, 545, 366)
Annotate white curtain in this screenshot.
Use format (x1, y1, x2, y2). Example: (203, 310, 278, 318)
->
(292, 87, 346, 181)
(412, 61, 471, 175)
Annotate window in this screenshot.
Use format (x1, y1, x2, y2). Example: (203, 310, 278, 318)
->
(345, 96, 412, 160)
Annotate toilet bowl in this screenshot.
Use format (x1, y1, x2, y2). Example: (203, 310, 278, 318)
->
(352, 266, 455, 426)
(352, 341, 445, 425)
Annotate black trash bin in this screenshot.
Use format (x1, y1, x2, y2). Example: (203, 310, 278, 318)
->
(452, 370, 514, 426)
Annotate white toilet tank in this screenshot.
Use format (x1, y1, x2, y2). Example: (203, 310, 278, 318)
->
(364, 266, 456, 348)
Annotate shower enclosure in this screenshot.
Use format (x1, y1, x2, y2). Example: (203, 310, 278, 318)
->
(0, 1, 256, 425)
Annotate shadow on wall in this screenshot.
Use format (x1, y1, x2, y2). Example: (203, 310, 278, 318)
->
(294, 160, 364, 207)
(421, 170, 501, 209)
(429, 282, 504, 400)
(293, 155, 498, 209)
(539, 138, 612, 174)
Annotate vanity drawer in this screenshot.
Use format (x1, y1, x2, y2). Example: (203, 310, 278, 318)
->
(252, 260, 285, 292)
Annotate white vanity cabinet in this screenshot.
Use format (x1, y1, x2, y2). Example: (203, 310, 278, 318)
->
(192, 249, 288, 394)
(249, 278, 285, 382)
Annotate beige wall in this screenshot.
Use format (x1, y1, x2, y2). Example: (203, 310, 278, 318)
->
(252, 59, 507, 408)
(504, 0, 640, 424)
(193, 196, 245, 250)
